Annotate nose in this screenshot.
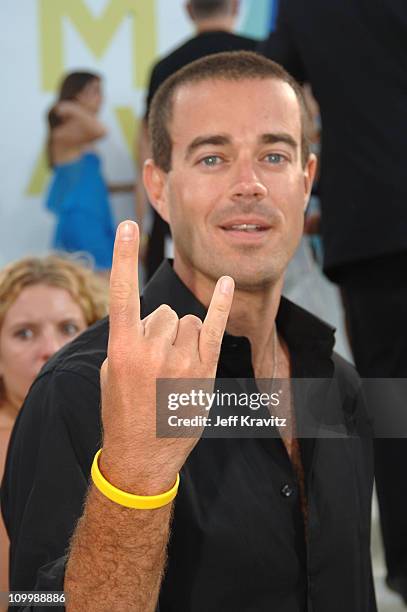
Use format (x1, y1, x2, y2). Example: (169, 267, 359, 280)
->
(230, 159, 267, 203)
(38, 332, 62, 363)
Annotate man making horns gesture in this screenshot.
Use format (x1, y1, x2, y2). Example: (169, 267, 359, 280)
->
(2, 52, 375, 611)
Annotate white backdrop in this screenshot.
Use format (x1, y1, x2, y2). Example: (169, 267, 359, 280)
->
(0, 0, 271, 267)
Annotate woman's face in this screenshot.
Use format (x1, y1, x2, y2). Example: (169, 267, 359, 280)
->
(76, 78, 103, 114)
(0, 284, 87, 408)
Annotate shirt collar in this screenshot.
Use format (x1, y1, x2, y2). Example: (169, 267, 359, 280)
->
(141, 259, 336, 362)
(141, 259, 207, 320)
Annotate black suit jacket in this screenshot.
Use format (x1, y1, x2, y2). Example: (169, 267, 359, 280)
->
(260, 0, 407, 281)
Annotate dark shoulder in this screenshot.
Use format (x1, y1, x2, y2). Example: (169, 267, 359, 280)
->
(330, 352, 373, 432)
(179, 31, 258, 57)
(148, 35, 196, 87)
(154, 31, 256, 69)
(147, 31, 258, 108)
(218, 31, 258, 49)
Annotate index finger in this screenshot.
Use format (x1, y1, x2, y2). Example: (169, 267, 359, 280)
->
(199, 276, 234, 366)
(108, 221, 141, 345)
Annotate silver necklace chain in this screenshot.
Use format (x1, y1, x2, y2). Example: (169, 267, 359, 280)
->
(271, 323, 278, 381)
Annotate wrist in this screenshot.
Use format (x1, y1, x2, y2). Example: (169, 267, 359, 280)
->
(99, 449, 178, 496)
(92, 449, 180, 509)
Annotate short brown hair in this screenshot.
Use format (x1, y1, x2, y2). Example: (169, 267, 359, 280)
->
(0, 255, 108, 330)
(149, 51, 311, 171)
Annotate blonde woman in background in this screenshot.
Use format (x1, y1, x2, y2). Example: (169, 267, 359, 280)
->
(0, 256, 108, 605)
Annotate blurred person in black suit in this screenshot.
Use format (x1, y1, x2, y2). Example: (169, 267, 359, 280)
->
(260, 0, 407, 601)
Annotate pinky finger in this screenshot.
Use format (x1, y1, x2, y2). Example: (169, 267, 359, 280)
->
(199, 276, 234, 367)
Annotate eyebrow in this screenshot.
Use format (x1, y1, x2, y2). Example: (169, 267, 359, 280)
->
(260, 132, 298, 150)
(184, 132, 298, 161)
(9, 321, 40, 329)
(185, 134, 231, 160)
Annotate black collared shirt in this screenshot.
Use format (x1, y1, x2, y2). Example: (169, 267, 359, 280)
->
(1, 262, 376, 611)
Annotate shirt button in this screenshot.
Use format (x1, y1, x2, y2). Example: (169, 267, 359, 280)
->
(281, 484, 294, 498)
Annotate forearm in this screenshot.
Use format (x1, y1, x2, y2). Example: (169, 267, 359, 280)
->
(54, 103, 106, 145)
(65, 486, 172, 612)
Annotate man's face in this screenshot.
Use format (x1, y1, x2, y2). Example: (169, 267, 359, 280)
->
(146, 78, 316, 290)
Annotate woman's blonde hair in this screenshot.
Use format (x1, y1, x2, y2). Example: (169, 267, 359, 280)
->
(0, 255, 109, 403)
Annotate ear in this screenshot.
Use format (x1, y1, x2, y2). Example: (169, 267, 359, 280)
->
(143, 159, 170, 224)
(303, 153, 318, 211)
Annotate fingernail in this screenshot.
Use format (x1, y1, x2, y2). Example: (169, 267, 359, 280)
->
(119, 221, 135, 241)
(220, 276, 234, 295)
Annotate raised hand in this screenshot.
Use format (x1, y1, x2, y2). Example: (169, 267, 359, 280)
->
(99, 221, 234, 495)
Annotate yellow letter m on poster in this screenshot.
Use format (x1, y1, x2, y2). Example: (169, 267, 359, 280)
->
(38, 0, 156, 91)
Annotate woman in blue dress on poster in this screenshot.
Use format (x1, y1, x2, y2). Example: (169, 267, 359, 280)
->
(45, 72, 116, 272)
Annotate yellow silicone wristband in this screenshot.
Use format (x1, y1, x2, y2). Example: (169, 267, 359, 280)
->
(91, 449, 180, 510)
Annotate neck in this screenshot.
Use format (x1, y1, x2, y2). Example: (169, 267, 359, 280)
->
(228, 282, 286, 380)
(173, 258, 284, 371)
(195, 16, 235, 34)
(0, 394, 20, 424)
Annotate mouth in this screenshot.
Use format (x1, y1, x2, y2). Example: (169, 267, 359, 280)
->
(219, 219, 272, 242)
(221, 223, 269, 233)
